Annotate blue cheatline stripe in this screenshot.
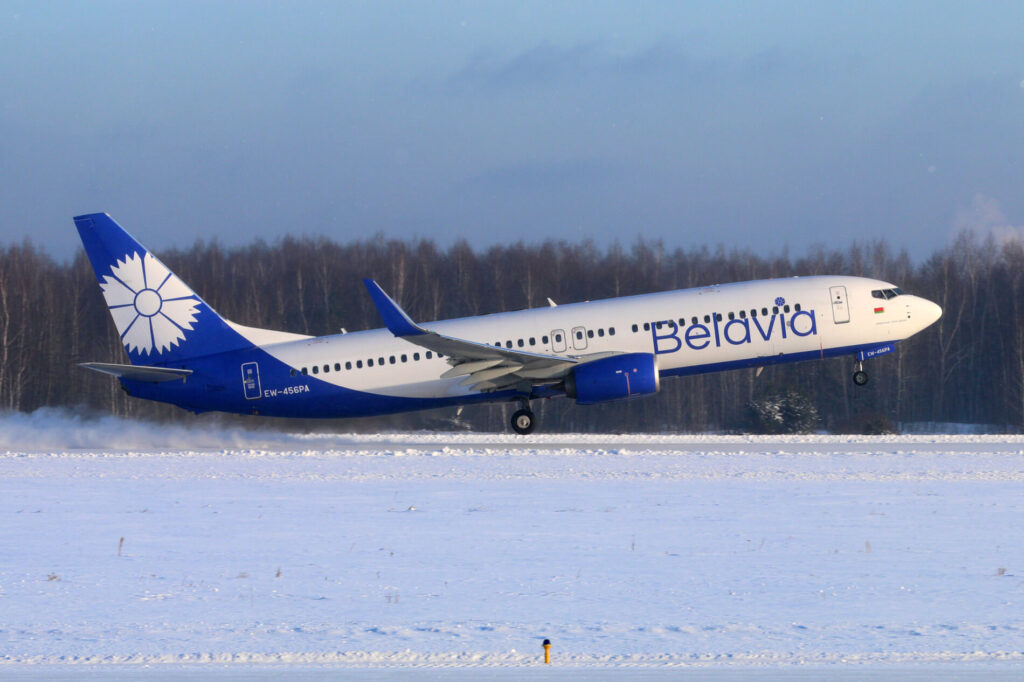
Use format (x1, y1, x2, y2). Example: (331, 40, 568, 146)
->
(120, 338, 896, 420)
(122, 344, 523, 418)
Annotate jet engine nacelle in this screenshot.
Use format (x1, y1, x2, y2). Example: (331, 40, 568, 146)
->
(565, 352, 660, 405)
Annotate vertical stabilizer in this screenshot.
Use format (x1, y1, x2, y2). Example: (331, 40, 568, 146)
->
(74, 213, 253, 365)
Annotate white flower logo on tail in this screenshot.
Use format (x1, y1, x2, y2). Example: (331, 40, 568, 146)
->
(100, 252, 201, 355)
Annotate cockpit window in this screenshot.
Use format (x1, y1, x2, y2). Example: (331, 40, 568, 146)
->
(871, 288, 905, 300)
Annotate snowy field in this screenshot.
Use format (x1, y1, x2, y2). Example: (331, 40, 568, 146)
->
(2, 410, 1024, 675)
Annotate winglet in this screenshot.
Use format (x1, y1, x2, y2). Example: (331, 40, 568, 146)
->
(363, 279, 427, 337)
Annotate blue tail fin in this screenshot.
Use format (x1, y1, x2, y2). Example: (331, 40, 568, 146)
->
(74, 213, 253, 365)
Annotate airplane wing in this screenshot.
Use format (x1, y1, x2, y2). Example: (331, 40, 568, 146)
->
(80, 362, 193, 383)
(364, 279, 599, 392)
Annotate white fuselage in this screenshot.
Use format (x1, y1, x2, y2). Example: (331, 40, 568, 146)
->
(255, 275, 940, 399)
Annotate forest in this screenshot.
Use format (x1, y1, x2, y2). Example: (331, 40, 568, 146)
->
(0, 230, 1019, 433)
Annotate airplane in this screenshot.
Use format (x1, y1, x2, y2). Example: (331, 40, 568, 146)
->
(74, 213, 943, 434)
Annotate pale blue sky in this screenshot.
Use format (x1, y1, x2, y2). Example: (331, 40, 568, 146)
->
(2, 1, 1023, 260)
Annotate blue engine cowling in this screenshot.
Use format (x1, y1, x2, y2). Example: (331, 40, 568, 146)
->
(565, 353, 660, 405)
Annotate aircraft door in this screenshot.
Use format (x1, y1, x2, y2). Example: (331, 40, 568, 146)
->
(572, 326, 588, 350)
(829, 286, 850, 324)
(241, 362, 262, 400)
(551, 329, 567, 352)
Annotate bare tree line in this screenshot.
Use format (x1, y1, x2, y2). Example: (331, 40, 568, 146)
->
(0, 231, 1019, 432)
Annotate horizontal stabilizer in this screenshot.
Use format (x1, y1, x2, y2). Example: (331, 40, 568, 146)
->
(79, 362, 193, 383)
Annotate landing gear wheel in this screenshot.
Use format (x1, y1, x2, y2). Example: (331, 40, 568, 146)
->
(852, 370, 869, 386)
(511, 408, 536, 435)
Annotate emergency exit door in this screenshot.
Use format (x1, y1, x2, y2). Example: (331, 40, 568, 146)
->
(551, 329, 567, 352)
(829, 286, 850, 324)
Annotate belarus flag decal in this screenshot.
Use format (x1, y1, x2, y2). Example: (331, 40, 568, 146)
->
(874, 306, 885, 314)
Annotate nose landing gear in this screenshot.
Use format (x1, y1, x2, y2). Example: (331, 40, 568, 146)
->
(852, 360, 869, 386)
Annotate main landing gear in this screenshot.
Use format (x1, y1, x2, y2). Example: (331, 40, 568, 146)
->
(852, 359, 869, 387)
(510, 397, 536, 435)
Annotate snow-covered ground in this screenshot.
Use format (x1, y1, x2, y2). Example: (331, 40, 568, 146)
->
(2, 410, 1024, 671)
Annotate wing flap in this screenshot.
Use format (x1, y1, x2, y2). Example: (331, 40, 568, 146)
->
(458, 364, 523, 386)
(440, 358, 506, 379)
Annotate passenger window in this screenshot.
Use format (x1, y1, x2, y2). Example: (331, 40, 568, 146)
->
(356, 360, 363, 368)
(576, 330, 583, 339)
(333, 363, 340, 371)
(312, 366, 319, 374)
(517, 339, 524, 347)
(715, 313, 723, 322)
(390, 356, 396, 364)
(301, 367, 307, 375)
(597, 328, 605, 337)
(529, 337, 536, 345)
(413, 353, 420, 361)
(750, 309, 757, 318)
(691, 317, 698, 325)
(367, 359, 373, 367)
(643, 323, 650, 331)
(323, 364, 329, 373)
(739, 310, 746, 319)
(426, 351, 433, 359)
(378, 357, 384, 365)
(728, 312, 735, 321)
(401, 354, 407, 362)
(506, 340, 512, 348)
(703, 315, 710, 323)
(794, 303, 801, 312)
(542, 335, 549, 344)
(554, 333, 562, 342)
(632, 324, 639, 332)
(587, 330, 594, 338)
(783, 305, 790, 313)
(772, 306, 779, 314)
(762, 308, 768, 316)
(345, 361, 352, 370)
(609, 327, 615, 336)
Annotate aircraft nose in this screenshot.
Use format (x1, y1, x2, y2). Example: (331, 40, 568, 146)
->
(919, 297, 942, 326)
